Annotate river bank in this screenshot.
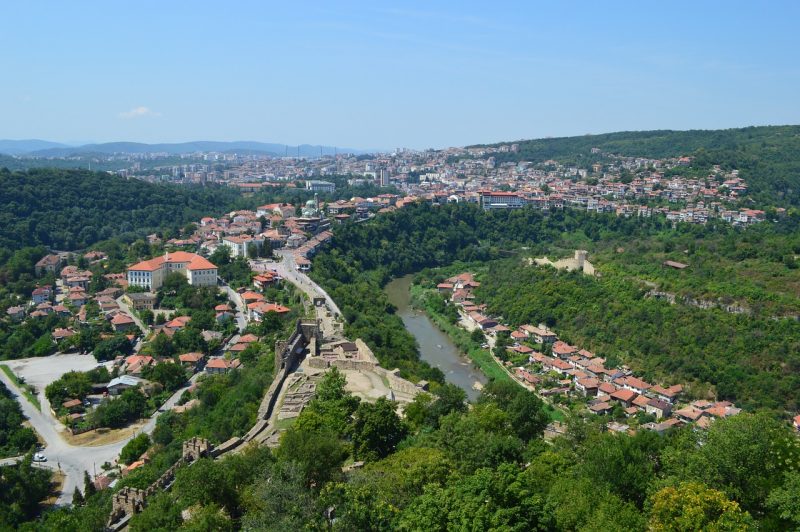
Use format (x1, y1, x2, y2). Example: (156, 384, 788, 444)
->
(384, 275, 487, 401)
(408, 285, 510, 383)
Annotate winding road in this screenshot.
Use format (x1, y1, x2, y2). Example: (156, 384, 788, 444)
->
(0, 368, 199, 505)
(267, 252, 343, 339)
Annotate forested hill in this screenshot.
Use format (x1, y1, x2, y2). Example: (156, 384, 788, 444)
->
(0, 168, 244, 253)
(471, 125, 800, 205)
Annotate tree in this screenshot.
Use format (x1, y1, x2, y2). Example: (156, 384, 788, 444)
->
(479, 379, 549, 441)
(146, 332, 175, 358)
(139, 309, 154, 326)
(428, 383, 467, 425)
(767, 471, 800, 528)
(276, 427, 348, 488)
(181, 504, 233, 532)
(470, 328, 484, 344)
(579, 430, 665, 508)
(83, 470, 96, 498)
(120, 434, 150, 465)
(71, 487, 83, 506)
(662, 413, 800, 515)
(649, 482, 755, 531)
(128, 492, 182, 531)
(144, 362, 187, 392)
(92, 335, 132, 362)
(242, 461, 323, 530)
(351, 397, 408, 462)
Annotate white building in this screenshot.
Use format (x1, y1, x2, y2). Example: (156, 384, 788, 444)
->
(127, 251, 218, 291)
(222, 235, 264, 258)
(305, 180, 335, 193)
(480, 191, 527, 210)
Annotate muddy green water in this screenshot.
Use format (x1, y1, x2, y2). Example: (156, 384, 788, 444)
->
(384, 274, 487, 401)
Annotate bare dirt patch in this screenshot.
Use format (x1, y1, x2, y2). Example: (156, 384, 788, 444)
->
(62, 420, 147, 447)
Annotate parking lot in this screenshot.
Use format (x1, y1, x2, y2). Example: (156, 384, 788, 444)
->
(3, 353, 110, 395)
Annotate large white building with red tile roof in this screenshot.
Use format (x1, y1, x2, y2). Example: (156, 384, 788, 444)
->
(127, 251, 217, 291)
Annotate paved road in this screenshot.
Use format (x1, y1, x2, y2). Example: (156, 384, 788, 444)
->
(0, 368, 199, 505)
(0, 454, 24, 467)
(115, 296, 149, 336)
(220, 283, 248, 333)
(270, 253, 343, 339)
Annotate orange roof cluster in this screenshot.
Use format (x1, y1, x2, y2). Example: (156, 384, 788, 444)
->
(128, 252, 216, 272)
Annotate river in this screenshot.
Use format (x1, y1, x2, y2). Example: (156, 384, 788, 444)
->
(385, 275, 488, 401)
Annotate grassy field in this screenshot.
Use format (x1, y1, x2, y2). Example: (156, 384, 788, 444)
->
(0, 364, 41, 411)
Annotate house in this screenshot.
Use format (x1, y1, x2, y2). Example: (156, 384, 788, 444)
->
(248, 301, 290, 321)
(610, 388, 638, 408)
(107, 375, 145, 395)
(552, 341, 578, 358)
(253, 273, 277, 290)
(452, 289, 473, 304)
(222, 235, 264, 258)
(643, 418, 682, 434)
(509, 345, 534, 355)
(228, 343, 249, 355)
(521, 325, 558, 344)
(124, 292, 157, 311)
(240, 291, 265, 303)
(62, 398, 84, 413)
(663, 260, 688, 270)
(31, 286, 52, 304)
(703, 402, 742, 419)
(621, 376, 652, 395)
(53, 304, 72, 317)
(674, 406, 705, 423)
(35, 254, 63, 276)
(179, 352, 205, 372)
(6, 306, 25, 321)
(544, 358, 572, 376)
(68, 292, 88, 307)
(794, 414, 800, 433)
(510, 330, 527, 342)
(598, 382, 617, 396)
(52, 328, 76, 342)
(588, 401, 613, 415)
(468, 312, 497, 330)
(515, 368, 540, 386)
(632, 394, 651, 410)
(436, 283, 454, 294)
(645, 398, 672, 419)
(575, 377, 600, 397)
(123, 355, 154, 376)
(206, 358, 242, 374)
(649, 384, 683, 403)
(111, 313, 136, 332)
(163, 315, 191, 334)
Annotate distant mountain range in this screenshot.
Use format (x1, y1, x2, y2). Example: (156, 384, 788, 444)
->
(0, 140, 369, 158)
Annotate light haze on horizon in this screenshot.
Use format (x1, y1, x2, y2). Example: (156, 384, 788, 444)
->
(2, 1, 799, 150)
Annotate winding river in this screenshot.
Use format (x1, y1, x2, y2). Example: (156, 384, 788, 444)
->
(385, 275, 488, 401)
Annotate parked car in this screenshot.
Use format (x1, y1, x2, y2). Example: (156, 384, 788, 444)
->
(33, 453, 47, 462)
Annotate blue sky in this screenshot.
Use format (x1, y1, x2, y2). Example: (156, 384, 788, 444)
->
(2, 1, 799, 149)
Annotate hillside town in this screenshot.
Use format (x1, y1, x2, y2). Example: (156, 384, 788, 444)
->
(113, 143, 771, 228)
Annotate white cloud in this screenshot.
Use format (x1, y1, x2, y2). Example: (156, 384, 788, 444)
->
(119, 106, 160, 119)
